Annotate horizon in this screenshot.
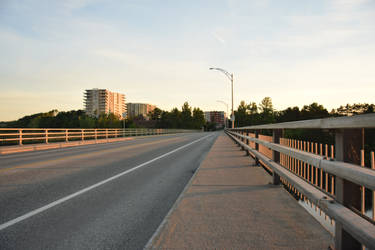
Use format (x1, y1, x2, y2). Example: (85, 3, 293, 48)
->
(1, 0, 374, 121)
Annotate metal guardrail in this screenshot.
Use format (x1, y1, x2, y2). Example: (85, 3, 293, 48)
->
(226, 113, 375, 250)
(0, 128, 197, 146)
(236, 113, 375, 129)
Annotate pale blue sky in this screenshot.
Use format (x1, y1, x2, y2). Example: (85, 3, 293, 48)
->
(0, 0, 374, 121)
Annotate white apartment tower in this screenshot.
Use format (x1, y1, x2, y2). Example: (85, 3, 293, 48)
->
(84, 89, 126, 119)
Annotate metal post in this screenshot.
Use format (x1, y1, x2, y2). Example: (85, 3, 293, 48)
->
(81, 129, 84, 141)
(46, 129, 49, 144)
(19, 129, 23, 146)
(240, 130, 245, 150)
(65, 129, 69, 142)
(246, 131, 250, 156)
(272, 129, 282, 185)
(231, 74, 234, 129)
(334, 129, 362, 250)
(255, 130, 260, 165)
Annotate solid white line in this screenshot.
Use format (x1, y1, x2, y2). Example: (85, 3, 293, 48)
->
(0, 134, 214, 231)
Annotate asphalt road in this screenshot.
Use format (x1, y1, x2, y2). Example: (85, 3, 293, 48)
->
(0, 132, 219, 249)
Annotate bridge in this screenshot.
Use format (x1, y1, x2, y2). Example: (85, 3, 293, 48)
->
(0, 114, 374, 249)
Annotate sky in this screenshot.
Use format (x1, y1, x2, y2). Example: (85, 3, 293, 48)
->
(0, 0, 374, 121)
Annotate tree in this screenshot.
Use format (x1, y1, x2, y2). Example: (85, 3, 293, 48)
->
(259, 97, 275, 124)
(301, 103, 329, 120)
(235, 101, 248, 127)
(181, 102, 192, 128)
(192, 108, 205, 129)
(149, 108, 162, 120)
(259, 97, 274, 114)
(334, 103, 375, 116)
(248, 102, 258, 114)
(276, 107, 301, 123)
(170, 108, 182, 128)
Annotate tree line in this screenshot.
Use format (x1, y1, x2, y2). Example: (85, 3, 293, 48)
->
(1, 99, 373, 131)
(234, 97, 375, 166)
(234, 97, 374, 127)
(0, 102, 206, 130)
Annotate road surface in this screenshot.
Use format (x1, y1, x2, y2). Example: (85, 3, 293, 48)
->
(0, 132, 218, 249)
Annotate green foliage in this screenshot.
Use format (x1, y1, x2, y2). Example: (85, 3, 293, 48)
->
(333, 103, 375, 116)
(2, 110, 121, 128)
(235, 98, 341, 127)
(192, 108, 205, 129)
(151, 102, 205, 129)
(148, 108, 162, 120)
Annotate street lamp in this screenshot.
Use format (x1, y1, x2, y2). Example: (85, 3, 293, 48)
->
(122, 111, 127, 137)
(210, 67, 235, 128)
(216, 100, 229, 128)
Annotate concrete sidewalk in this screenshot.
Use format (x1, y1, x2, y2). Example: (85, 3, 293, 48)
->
(146, 133, 333, 249)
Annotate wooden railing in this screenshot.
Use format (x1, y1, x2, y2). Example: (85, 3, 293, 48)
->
(0, 128, 196, 146)
(226, 113, 375, 250)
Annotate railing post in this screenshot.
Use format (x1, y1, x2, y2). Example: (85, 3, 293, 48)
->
(334, 129, 362, 250)
(272, 129, 282, 185)
(240, 130, 245, 150)
(255, 130, 260, 165)
(45, 129, 49, 144)
(81, 129, 84, 141)
(95, 129, 97, 142)
(19, 129, 23, 145)
(65, 129, 69, 142)
(245, 130, 250, 156)
(106, 129, 108, 140)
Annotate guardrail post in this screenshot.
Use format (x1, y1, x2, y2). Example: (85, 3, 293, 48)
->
(45, 129, 49, 144)
(95, 129, 97, 142)
(81, 129, 84, 141)
(334, 129, 362, 250)
(106, 129, 108, 140)
(272, 129, 282, 185)
(19, 129, 23, 145)
(245, 130, 250, 156)
(255, 130, 260, 165)
(240, 130, 245, 150)
(65, 129, 69, 142)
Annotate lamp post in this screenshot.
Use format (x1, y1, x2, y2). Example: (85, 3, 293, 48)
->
(122, 112, 127, 137)
(210, 67, 235, 128)
(216, 100, 229, 128)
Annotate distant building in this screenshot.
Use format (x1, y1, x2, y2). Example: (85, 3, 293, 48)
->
(204, 111, 226, 127)
(126, 103, 156, 119)
(84, 89, 126, 119)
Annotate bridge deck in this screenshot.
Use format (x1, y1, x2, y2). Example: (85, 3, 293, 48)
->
(147, 133, 333, 249)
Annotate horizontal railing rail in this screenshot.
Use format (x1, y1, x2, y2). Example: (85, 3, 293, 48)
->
(226, 113, 375, 250)
(0, 128, 198, 146)
(234, 133, 375, 191)
(233, 113, 375, 130)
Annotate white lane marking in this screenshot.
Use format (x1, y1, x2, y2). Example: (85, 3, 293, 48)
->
(0, 134, 214, 231)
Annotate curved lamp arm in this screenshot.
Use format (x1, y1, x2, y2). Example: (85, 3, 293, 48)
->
(209, 67, 233, 81)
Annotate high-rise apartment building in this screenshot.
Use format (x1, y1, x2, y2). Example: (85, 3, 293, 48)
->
(204, 111, 226, 127)
(126, 103, 156, 119)
(84, 89, 126, 119)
